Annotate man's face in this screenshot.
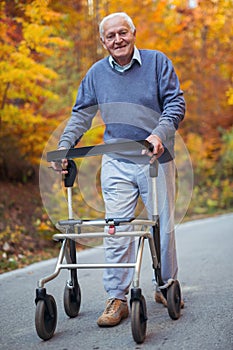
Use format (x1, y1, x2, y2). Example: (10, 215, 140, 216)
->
(101, 16, 136, 66)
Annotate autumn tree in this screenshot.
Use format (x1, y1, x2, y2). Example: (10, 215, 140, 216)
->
(175, 0, 233, 212)
(0, 0, 70, 180)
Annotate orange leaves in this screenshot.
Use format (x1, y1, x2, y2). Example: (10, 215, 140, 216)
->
(24, 0, 62, 24)
(0, 0, 71, 167)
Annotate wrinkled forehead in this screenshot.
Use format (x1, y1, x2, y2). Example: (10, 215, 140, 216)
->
(102, 16, 131, 35)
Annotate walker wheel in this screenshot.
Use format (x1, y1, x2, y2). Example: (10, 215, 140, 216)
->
(35, 294, 57, 340)
(167, 280, 181, 320)
(131, 295, 147, 344)
(64, 282, 81, 318)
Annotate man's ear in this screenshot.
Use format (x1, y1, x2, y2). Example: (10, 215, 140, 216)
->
(100, 37, 107, 50)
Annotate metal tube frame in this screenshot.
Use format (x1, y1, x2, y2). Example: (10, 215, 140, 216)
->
(67, 187, 73, 220)
(38, 153, 163, 292)
(38, 238, 67, 288)
(37, 222, 160, 290)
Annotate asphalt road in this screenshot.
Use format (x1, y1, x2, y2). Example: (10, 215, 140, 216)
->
(0, 214, 233, 350)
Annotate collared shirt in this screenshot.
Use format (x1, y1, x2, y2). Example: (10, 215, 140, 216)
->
(109, 46, 142, 72)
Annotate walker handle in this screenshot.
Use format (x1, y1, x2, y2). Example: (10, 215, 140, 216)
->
(64, 160, 77, 187)
(143, 140, 154, 153)
(47, 140, 155, 162)
(144, 141, 159, 178)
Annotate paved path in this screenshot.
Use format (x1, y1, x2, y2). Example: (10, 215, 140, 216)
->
(0, 214, 233, 350)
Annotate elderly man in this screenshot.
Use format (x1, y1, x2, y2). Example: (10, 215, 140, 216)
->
(54, 12, 185, 327)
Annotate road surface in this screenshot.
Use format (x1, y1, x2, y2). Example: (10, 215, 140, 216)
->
(0, 214, 233, 350)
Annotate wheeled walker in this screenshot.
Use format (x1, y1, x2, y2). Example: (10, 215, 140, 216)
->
(35, 140, 182, 344)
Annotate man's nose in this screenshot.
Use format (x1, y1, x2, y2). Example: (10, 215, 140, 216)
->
(115, 33, 123, 43)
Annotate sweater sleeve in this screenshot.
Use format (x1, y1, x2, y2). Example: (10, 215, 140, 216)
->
(58, 72, 98, 149)
(152, 54, 185, 143)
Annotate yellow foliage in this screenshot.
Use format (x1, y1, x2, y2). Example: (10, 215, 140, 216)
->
(0, 224, 25, 244)
(226, 80, 233, 105)
(226, 89, 233, 105)
(185, 132, 217, 176)
(0, 0, 71, 165)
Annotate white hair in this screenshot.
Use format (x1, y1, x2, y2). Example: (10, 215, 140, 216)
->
(99, 12, 136, 40)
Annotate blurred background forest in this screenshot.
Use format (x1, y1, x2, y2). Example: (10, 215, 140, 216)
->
(0, 0, 232, 271)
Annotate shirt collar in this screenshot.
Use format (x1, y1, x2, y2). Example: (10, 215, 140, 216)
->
(109, 47, 142, 72)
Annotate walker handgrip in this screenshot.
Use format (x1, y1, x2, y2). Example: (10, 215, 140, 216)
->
(143, 140, 154, 153)
(64, 160, 77, 187)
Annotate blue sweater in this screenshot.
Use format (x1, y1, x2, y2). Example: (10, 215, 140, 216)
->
(59, 49, 185, 163)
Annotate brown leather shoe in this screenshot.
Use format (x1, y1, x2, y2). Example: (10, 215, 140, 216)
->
(155, 291, 168, 307)
(97, 298, 129, 327)
(155, 291, 184, 308)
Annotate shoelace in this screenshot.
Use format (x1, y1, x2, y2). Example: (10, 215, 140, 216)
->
(104, 299, 118, 314)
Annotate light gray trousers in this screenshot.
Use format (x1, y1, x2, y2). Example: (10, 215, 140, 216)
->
(101, 155, 178, 301)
